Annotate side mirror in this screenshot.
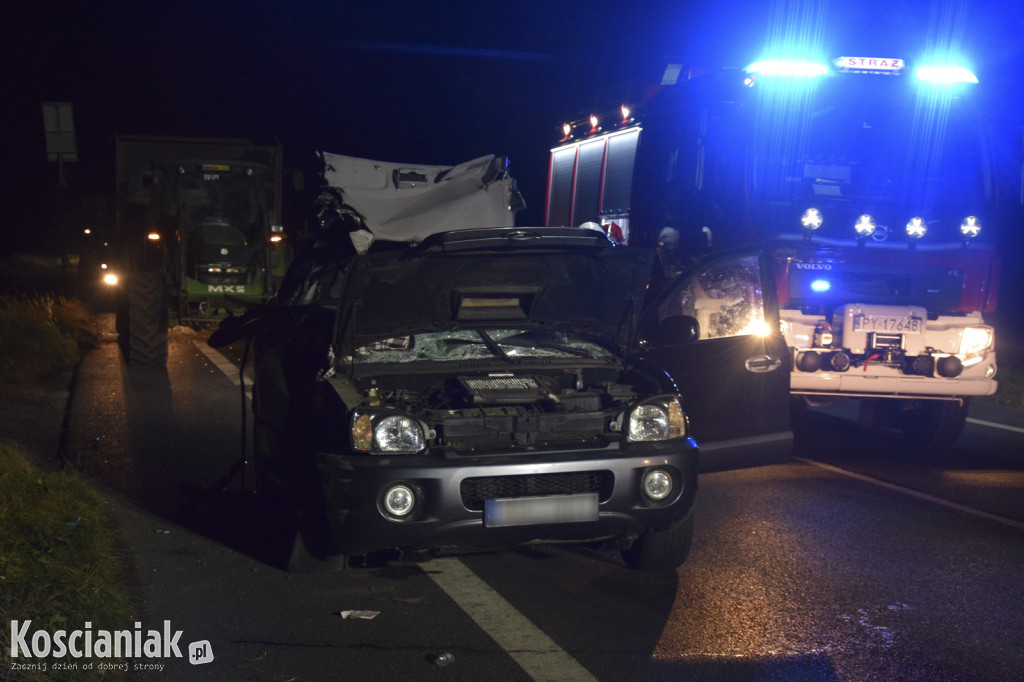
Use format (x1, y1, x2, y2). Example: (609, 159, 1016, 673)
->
(655, 315, 700, 347)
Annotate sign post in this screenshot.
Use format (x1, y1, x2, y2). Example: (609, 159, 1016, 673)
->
(41, 102, 77, 187)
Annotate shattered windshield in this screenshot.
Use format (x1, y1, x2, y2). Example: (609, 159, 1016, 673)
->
(349, 329, 617, 364)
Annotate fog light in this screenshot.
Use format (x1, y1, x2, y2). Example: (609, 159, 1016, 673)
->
(797, 351, 822, 372)
(906, 217, 927, 239)
(383, 485, 415, 517)
(937, 355, 964, 378)
(642, 469, 673, 501)
(102, 273, 118, 286)
(960, 215, 981, 239)
(801, 207, 823, 230)
(829, 352, 851, 372)
(854, 214, 876, 237)
(910, 355, 935, 376)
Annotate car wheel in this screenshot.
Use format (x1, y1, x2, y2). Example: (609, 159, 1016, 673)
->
(900, 398, 969, 451)
(621, 508, 695, 571)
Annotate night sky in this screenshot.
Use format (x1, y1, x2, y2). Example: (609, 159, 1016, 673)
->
(4, 0, 700, 246)
(5, 1, 1023, 253)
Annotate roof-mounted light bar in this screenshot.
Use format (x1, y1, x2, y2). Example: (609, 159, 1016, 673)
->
(915, 65, 979, 84)
(745, 60, 829, 77)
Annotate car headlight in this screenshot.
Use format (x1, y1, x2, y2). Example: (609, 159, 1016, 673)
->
(627, 396, 686, 442)
(351, 411, 427, 454)
(960, 326, 993, 358)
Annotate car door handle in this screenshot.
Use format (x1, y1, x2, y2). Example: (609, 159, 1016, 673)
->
(745, 354, 782, 373)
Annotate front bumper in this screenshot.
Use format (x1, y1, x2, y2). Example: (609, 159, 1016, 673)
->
(314, 438, 699, 556)
(790, 359, 997, 397)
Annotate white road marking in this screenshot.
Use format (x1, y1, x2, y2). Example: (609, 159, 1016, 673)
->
(426, 556, 597, 682)
(794, 457, 1024, 532)
(195, 342, 252, 400)
(967, 417, 1024, 435)
(196, 342, 242, 385)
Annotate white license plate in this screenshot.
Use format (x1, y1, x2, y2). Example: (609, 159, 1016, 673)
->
(484, 493, 599, 528)
(852, 315, 923, 334)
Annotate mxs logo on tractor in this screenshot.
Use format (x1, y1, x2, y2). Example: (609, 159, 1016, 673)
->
(208, 285, 246, 293)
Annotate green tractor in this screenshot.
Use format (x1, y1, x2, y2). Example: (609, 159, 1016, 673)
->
(113, 136, 292, 364)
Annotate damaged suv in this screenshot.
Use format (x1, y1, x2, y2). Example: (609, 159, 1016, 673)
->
(216, 154, 791, 571)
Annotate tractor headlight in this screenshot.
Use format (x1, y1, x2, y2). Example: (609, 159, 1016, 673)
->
(351, 411, 427, 454)
(627, 396, 686, 442)
(960, 326, 994, 358)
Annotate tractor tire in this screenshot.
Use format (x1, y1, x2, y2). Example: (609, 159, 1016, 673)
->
(124, 271, 169, 365)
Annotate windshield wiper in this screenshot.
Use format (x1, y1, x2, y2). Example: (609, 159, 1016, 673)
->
(498, 338, 599, 359)
(475, 330, 513, 363)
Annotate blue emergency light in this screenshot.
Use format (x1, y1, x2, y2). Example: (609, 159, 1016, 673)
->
(810, 279, 831, 293)
(745, 60, 829, 77)
(915, 65, 979, 84)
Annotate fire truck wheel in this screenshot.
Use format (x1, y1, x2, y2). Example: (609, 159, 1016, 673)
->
(125, 271, 168, 365)
(621, 507, 695, 570)
(900, 398, 969, 451)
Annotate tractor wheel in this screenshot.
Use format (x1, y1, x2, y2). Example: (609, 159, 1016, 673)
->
(124, 271, 168, 365)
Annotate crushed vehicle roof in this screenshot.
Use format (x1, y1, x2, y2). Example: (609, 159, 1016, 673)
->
(321, 152, 523, 245)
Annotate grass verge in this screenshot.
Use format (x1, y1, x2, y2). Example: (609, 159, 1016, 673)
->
(0, 294, 99, 383)
(0, 441, 133, 680)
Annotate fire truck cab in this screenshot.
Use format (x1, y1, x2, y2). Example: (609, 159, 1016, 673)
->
(546, 52, 1003, 450)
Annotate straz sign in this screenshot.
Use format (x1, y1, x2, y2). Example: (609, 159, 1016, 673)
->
(208, 285, 245, 293)
(834, 56, 904, 74)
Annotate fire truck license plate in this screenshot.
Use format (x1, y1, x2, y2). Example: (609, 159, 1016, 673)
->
(852, 315, 923, 334)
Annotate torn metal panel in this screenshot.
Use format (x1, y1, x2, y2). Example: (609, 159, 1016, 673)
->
(321, 152, 524, 244)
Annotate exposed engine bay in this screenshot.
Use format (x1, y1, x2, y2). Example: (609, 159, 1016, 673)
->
(330, 366, 643, 453)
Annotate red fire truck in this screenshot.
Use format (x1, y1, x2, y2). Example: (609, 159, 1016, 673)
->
(546, 54, 1006, 449)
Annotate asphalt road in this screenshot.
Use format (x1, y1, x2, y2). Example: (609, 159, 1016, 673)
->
(54, 315, 1024, 681)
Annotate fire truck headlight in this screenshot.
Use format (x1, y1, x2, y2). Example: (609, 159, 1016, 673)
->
(960, 327, 993, 358)
(905, 217, 927, 239)
(854, 214, 876, 237)
(801, 208, 823, 231)
(960, 216, 981, 239)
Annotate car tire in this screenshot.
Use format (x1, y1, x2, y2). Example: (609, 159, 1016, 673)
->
(621, 508, 695, 571)
(900, 398, 969, 451)
(286, 514, 348, 574)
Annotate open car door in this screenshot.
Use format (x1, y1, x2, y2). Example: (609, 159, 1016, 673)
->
(637, 248, 792, 472)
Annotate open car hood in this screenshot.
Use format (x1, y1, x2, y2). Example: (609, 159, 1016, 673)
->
(321, 152, 524, 248)
(338, 227, 654, 354)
